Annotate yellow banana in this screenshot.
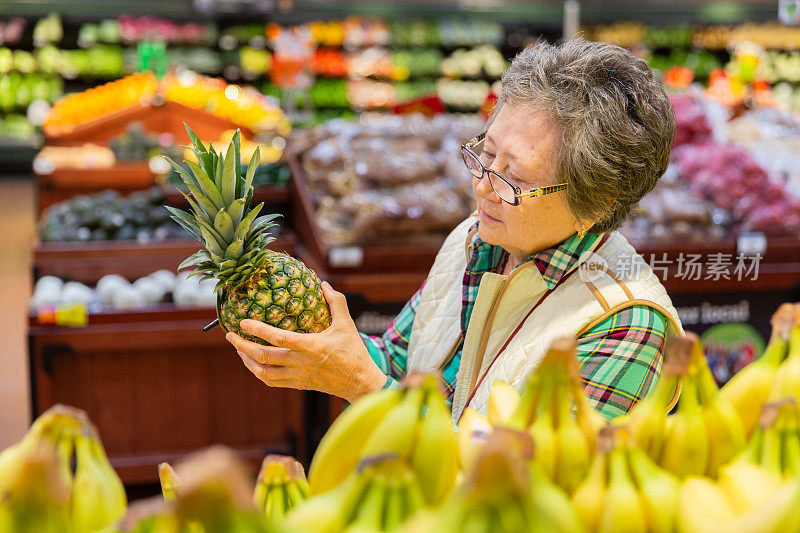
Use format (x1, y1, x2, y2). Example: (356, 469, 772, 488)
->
(553, 375, 590, 494)
(660, 374, 708, 477)
(616, 335, 691, 461)
(71, 432, 115, 533)
(348, 476, 387, 531)
(717, 460, 781, 513)
(627, 445, 679, 533)
(598, 445, 646, 533)
(720, 304, 796, 436)
(0, 444, 70, 533)
(159, 462, 180, 502)
(456, 408, 492, 473)
(308, 387, 403, 495)
(728, 476, 800, 533)
(88, 428, 127, 523)
(769, 316, 800, 402)
(487, 380, 520, 426)
(285, 477, 356, 533)
(571, 445, 606, 533)
(781, 424, 800, 478)
(360, 386, 425, 460)
(528, 461, 585, 533)
(693, 340, 746, 478)
(528, 373, 557, 480)
(677, 476, 735, 533)
(381, 477, 405, 531)
(411, 383, 459, 505)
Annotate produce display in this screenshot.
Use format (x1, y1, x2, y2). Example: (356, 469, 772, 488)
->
(0, 72, 62, 110)
(295, 113, 482, 246)
(43, 72, 158, 136)
(165, 126, 331, 341)
(9, 302, 800, 532)
(29, 270, 217, 310)
(37, 188, 182, 243)
(161, 72, 290, 135)
(34, 144, 117, 172)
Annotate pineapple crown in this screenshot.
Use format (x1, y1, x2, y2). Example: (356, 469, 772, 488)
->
(165, 124, 280, 290)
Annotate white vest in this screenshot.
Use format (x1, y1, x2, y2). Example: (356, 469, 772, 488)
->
(407, 215, 684, 423)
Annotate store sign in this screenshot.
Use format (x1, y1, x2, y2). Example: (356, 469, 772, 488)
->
(779, 0, 800, 24)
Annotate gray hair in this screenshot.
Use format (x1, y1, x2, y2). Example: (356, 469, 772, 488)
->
(497, 38, 675, 233)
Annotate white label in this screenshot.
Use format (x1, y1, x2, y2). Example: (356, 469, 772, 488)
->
(329, 246, 364, 268)
(779, 0, 800, 24)
(737, 232, 767, 256)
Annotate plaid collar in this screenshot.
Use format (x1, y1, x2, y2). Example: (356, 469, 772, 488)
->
(466, 221, 603, 289)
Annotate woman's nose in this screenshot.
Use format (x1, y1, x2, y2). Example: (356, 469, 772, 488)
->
(473, 175, 500, 202)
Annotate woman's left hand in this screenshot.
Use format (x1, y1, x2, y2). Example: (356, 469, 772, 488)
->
(225, 282, 388, 403)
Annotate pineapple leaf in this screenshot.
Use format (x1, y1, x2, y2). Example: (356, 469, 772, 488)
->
(243, 146, 260, 195)
(228, 198, 247, 226)
(199, 226, 226, 258)
(219, 258, 238, 270)
(186, 160, 209, 183)
(232, 130, 242, 197)
(233, 202, 264, 242)
(165, 206, 201, 234)
(198, 151, 216, 186)
(179, 190, 214, 227)
(184, 124, 208, 154)
(178, 250, 213, 271)
(214, 151, 224, 189)
(169, 215, 202, 242)
(163, 157, 200, 190)
(249, 213, 281, 234)
(213, 209, 236, 242)
(224, 239, 244, 259)
(221, 141, 237, 206)
(194, 163, 226, 211)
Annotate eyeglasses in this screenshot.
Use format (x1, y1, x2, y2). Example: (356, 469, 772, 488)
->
(461, 132, 568, 206)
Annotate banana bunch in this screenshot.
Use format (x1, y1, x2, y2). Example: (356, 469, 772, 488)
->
(0, 441, 71, 532)
(657, 334, 746, 478)
(572, 426, 680, 533)
(613, 334, 689, 461)
(308, 374, 458, 505)
(501, 338, 605, 494)
(253, 455, 310, 520)
(769, 306, 800, 403)
(0, 404, 127, 533)
(720, 303, 799, 437)
(401, 427, 583, 533)
(679, 467, 800, 533)
(286, 454, 426, 533)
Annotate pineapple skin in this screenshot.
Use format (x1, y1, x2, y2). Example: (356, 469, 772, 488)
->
(217, 251, 332, 344)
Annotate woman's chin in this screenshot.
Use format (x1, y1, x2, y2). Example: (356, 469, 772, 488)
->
(477, 225, 503, 247)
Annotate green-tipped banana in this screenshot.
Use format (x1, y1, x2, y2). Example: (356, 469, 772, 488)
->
(309, 387, 403, 495)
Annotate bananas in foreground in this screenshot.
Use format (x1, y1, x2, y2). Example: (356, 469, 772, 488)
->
(308, 374, 458, 506)
(253, 455, 310, 520)
(0, 404, 127, 533)
(400, 427, 583, 533)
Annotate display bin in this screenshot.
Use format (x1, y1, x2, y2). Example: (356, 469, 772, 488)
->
(33, 231, 297, 284)
(288, 152, 443, 275)
(36, 163, 156, 214)
(44, 99, 255, 147)
(28, 306, 307, 484)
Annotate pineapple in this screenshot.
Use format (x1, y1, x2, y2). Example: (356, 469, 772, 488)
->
(166, 125, 331, 344)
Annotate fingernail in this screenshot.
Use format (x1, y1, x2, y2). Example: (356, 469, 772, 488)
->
(225, 332, 233, 341)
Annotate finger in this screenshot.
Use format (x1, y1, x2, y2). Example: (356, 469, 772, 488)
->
(237, 351, 293, 385)
(239, 320, 314, 351)
(321, 281, 350, 323)
(226, 332, 293, 365)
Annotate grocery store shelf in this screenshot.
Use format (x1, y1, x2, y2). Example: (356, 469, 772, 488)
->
(33, 231, 296, 283)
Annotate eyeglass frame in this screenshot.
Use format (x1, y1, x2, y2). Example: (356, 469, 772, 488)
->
(461, 132, 568, 206)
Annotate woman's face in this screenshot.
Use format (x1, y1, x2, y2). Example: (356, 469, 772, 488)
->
(472, 103, 584, 261)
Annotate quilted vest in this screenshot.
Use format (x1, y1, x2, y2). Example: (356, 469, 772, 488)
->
(406, 215, 684, 423)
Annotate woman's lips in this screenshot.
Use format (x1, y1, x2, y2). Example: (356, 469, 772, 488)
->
(479, 208, 501, 224)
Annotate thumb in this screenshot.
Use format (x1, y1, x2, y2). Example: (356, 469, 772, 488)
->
(321, 281, 350, 323)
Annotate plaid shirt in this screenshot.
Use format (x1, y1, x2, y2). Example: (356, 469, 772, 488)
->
(362, 223, 667, 420)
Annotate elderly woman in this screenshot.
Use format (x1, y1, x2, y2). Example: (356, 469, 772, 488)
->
(226, 38, 683, 421)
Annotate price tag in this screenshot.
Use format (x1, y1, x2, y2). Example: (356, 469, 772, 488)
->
(329, 246, 364, 268)
(36, 304, 88, 327)
(736, 232, 767, 257)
